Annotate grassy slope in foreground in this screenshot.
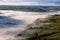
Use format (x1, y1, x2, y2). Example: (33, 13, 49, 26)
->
(27, 15, 60, 40)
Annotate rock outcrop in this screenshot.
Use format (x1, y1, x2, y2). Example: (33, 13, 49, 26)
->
(27, 18, 48, 28)
(16, 18, 48, 40)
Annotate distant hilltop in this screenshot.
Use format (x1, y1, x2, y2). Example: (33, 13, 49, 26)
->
(0, 5, 60, 12)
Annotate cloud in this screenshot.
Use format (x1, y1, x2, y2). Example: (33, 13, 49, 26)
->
(38, 0, 60, 4)
(0, 0, 60, 5)
(1, 0, 60, 3)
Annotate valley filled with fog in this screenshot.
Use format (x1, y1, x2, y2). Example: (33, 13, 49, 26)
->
(0, 10, 59, 40)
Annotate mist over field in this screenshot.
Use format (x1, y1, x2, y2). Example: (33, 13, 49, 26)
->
(0, 10, 49, 40)
(0, 10, 60, 40)
(0, 0, 60, 40)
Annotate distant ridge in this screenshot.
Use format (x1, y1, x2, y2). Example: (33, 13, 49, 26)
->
(0, 5, 60, 12)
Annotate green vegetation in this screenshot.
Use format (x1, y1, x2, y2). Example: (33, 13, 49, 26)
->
(48, 15, 60, 29)
(27, 15, 60, 40)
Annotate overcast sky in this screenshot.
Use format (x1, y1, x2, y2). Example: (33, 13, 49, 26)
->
(0, 0, 60, 6)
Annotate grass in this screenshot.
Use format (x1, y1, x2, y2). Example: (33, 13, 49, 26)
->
(27, 15, 60, 40)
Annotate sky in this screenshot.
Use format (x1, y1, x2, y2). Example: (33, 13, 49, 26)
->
(0, 0, 60, 6)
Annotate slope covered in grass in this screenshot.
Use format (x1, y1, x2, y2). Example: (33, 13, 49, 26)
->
(27, 15, 60, 40)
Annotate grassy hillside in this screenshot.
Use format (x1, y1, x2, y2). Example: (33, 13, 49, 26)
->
(27, 15, 60, 40)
